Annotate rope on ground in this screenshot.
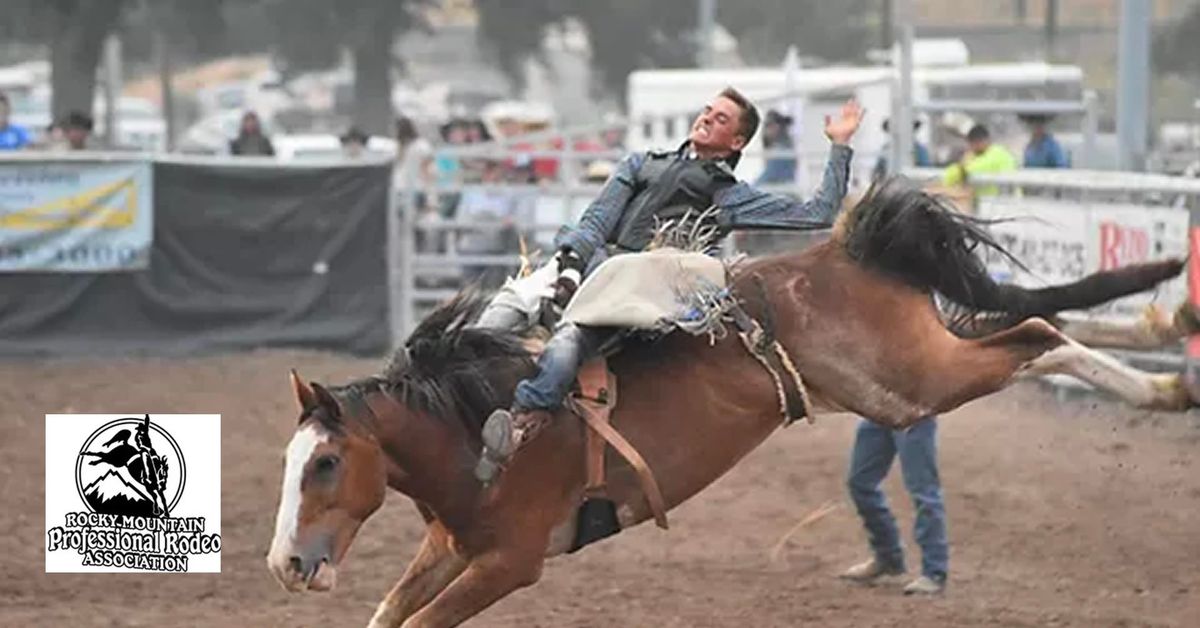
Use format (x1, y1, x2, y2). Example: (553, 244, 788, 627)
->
(769, 500, 840, 563)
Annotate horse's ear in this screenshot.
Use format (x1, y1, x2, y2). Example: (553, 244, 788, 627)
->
(311, 383, 341, 420)
(290, 369, 318, 412)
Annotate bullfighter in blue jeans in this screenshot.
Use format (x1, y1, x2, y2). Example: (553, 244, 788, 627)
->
(840, 416, 947, 595)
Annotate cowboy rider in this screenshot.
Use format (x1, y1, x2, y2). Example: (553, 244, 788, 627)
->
(475, 87, 865, 481)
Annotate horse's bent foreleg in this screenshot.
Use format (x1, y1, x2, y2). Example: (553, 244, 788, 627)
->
(367, 524, 467, 628)
(1016, 335, 1191, 410)
(399, 551, 543, 628)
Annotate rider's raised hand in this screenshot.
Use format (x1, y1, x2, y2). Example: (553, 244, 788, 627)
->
(825, 98, 865, 146)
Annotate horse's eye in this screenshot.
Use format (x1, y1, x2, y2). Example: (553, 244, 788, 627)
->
(313, 454, 340, 475)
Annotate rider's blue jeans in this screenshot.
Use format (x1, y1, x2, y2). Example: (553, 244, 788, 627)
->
(847, 417, 948, 582)
(513, 323, 609, 411)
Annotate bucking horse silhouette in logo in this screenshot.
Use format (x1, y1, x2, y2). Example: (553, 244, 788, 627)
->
(81, 414, 171, 517)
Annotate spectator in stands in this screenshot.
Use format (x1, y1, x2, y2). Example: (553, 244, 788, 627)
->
(496, 118, 548, 183)
(340, 127, 369, 159)
(40, 122, 67, 151)
(460, 118, 492, 184)
(434, 119, 468, 188)
(840, 416, 948, 595)
(396, 116, 433, 183)
(1020, 113, 1069, 169)
(873, 118, 932, 180)
(756, 110, 798, 185)
(941, 123, 1017, 194)
(578, 121, 626, 187)
(396, 115, 442, 256)
(229, 111, 275, 156)
(62, 111, 94, 151)
(465, 119, 490, 143)
(600, 125, 625, 151)
(584, 160, 614, 184)
(934, 112, 973, 166)
(573, 132, 616, 185)
(0, 92, 31, 150)
(456, 160, 525, 287)
(538, 133, 613, 185)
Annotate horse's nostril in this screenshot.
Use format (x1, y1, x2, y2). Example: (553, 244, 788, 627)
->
(288, 556, 303, 574)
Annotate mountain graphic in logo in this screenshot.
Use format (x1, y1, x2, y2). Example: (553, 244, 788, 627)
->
(74, 415, 186, 518)
(82, 470, 157, 517)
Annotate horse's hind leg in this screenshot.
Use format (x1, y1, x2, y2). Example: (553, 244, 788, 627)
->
(913, 317, 1188, 422)
(367, 523, 467, 628)
(948, 316, 1190, 411)
(872, 317, 1067, 425)
(1015, 330, 1191, 410)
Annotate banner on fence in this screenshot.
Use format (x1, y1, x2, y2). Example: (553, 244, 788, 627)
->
(978, 196, 1188, 320)
(0, 161, 390, 356)
(0, 160, 153, 272)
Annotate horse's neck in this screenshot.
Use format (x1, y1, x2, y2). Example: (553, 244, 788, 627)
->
(373, 399, 483, 531)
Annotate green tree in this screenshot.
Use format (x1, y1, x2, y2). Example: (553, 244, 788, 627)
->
(573, 1, 696, 99)
(0, 0, 238, 124)
(0, 0, 428, 138)
(474, 0, 694, 103)
(1155, 2, 1200, 80)
(474, 0, 875, 106)
(717, 0, 874, 66)
(268, 0, 432, 135)
(474, 0, 562, 86)
(0, 0, 127, 120)
(119, 1, 252, 67)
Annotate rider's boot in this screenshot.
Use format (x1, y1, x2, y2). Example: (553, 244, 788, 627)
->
(475, 407, 554, 483)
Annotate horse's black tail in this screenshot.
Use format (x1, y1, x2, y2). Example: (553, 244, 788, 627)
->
(840, 177, 1185, 319)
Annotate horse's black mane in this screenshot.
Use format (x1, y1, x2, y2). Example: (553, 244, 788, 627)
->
(333, 290, 534, 435)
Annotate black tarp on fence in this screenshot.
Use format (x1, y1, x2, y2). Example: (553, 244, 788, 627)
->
(0, 160, 391, 356)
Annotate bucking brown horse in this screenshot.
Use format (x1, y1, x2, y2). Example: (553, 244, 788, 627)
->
(267, 180, 1190, 627)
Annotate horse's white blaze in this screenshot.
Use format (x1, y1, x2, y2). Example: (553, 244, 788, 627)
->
(269, 424, 327, 565)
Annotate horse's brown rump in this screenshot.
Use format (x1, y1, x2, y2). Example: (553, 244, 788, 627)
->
(730, 242, 962, 424)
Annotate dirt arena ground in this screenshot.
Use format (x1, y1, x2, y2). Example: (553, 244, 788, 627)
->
(3, 350, 1199, 627)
